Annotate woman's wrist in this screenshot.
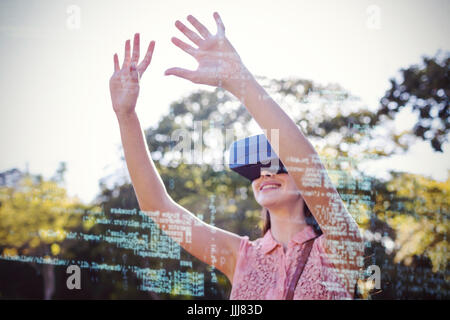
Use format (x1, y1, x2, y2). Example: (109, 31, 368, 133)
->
(115, 109, 138, 123)
(227, 71, 264, 105)
(224, 65, 258, 101)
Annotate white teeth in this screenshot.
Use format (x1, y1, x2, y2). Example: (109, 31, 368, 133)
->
(261, 184, 280, 190)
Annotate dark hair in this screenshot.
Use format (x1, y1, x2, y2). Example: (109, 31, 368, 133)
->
(262, 200, 322, 236)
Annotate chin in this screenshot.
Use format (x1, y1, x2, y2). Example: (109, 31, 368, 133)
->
(256, 190, 301, 209)
(257, 193, 286, 208)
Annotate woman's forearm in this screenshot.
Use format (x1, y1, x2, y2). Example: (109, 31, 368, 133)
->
(227, 72, 318, 170)
(115, 111, 242, 281)
(227, 72, 361, 239)
(115, 111, 171, 211)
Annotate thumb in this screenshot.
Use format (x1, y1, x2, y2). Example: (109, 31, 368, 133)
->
(164, 67, 197, 83)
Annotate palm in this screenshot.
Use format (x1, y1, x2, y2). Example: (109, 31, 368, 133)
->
(109, 34, 155, 115)
(165, 12, 247, 89)
(110, 72, 139, 112)
(198, 37, 244, 85)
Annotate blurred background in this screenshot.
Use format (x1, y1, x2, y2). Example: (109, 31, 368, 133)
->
(0, 0, 448, 299)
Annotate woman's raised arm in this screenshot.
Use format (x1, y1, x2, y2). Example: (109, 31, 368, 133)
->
(110, 34, 169, 210)
(110, 34, 242, 282)
(165, 12, 364, 295)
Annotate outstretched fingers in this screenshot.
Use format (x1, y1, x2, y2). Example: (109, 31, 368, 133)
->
(213, 12, 225, 36)
(131, 33, 140, 64)
(113, 53, 120, 72)
(175, 20, 203, 46)
(171, 37, 197, 57)
(164, 67, 197, 83)
(137, 40, 155, 75)
(122, 39, 131, 69)
(187, 15, 212, 39)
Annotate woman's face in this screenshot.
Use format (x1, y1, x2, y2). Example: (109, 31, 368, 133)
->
(251, 169, 301, 208)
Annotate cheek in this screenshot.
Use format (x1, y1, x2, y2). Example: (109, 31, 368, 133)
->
(251, 181, 260, 195)
(285, 175, 297, 188)
(278, 177, 299, 197)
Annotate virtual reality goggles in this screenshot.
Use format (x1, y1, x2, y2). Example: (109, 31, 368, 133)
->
(228, 134, 288, 181)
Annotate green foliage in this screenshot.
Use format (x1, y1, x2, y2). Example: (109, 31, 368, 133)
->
(1, 68, 448, 298)
(100, 75, 449, 299)
(378, 51, 449, 152)
(0, 174, 84, 256)
(381, 172, 449, 272)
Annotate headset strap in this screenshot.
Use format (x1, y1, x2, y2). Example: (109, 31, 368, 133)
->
(285, 237, 317, 300)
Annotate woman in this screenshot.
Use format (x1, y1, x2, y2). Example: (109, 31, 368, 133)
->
(109, 12, 364, 299)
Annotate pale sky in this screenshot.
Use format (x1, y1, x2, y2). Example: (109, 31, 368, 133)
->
(0, 0, 449, 203)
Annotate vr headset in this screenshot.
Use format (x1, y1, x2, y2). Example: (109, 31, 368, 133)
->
(228, 134, 287, 181)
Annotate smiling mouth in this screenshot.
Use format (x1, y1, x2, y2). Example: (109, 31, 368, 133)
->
(260, 183, 281, 191)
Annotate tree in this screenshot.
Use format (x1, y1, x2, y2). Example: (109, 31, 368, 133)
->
(0, 168, 89, 299)
(378, 51, 449, 152)
(2, 70, 443, 299)
(377, 171, 449, 273)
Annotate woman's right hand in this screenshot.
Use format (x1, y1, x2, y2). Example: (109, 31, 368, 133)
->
(109, 33, 155, 117)
(164, 12, 250, 93)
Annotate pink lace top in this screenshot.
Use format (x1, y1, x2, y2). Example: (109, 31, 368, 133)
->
(229, 225, 352, 300)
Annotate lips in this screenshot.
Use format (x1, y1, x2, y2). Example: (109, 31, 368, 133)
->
(259, 181, 281, 191)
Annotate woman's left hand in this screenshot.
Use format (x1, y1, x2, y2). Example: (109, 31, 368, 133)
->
(165, 12, 250, 92)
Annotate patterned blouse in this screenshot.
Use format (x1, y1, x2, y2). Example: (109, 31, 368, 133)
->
(229, 225, 352, 300)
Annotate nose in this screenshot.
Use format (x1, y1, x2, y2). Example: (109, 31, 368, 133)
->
(260, 169, 275, 177)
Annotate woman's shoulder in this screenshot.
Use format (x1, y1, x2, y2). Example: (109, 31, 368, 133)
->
(234, 234, 267, 256)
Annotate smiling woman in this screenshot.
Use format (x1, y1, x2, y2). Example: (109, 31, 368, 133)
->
(226, 134, 354, 299)
(260, 187, 322, 238)
(110, 11, 364, 300)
